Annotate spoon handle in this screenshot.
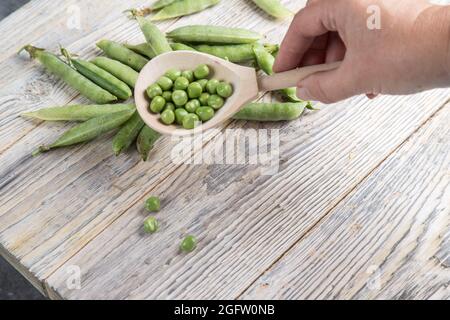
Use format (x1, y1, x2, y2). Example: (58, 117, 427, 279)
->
(257, 61, 342, 92)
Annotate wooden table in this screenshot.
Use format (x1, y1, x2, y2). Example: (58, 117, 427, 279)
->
(0, 0, 449, 300)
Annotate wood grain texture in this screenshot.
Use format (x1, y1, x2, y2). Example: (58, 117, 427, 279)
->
(1, 0, 449, 300)
(242, 104, 450, 300)
(0, 0, 305, 292)
(45, 91, 450, 300)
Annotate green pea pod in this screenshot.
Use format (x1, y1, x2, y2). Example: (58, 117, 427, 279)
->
(233, 102, 307, 122)
(61, 49, 131, 100)
(125, 0, 180, 16)
(112, 112, 145, 156)
(97, 40, 149, 71)
(151, 0, 180, 11)
(253, 44, 303, 102)
(170, 42, 197, 52)
(253, 43, 275, 74)
(137, 126, 161, 161)
(91, 57, 139, 88)
(33, 109, 135, 156)
(124, 43, 158, 59)
(136, 17, 173, 55)
(21, 104, 135, 121)
(20, 45, 117, 104)
(151, 0, 220, 21)
(192, 44, 255, 63)
(252, 0, 293, 19)
(167, 25, 261, 44)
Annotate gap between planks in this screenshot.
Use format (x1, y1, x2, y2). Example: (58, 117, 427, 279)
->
(235, 98, 450, 299)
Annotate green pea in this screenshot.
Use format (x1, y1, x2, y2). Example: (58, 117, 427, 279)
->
(147, 83, 163, 99)
(181, 70, 194, 82)
(157, 76, 173, 91)
(206, 79, 220, 94)
(194, 64, 210, 79)
(150, 96, 166, 113)
(217, 82, 233, 98)
(162, 91, 173, 102)
(174, 76, 190, 90)
(182, 113, 200, 130)
(180, 235, 197, 253)
(145, 196, 161, 212)
(175, 108, 189, 125)
(164, 102, 176, 112)
(197, 79, 208, 91)
(199, 93, 210, 106)
(165, 68, 182, 81)
(188, 82, 203, 99)
(208, 94, 225, 110)
(161, 109, 175, 125)
(185, 99, 200, 113)
(172, 90, 189, 107)
(196, 106, 215, 122)
(144, 217, 159, 234)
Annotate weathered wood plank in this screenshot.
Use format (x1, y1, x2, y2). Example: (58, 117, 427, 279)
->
(44, 90, 450, 300)
(0, 0, 155, 84)
(0, 0, 305, 292)
(242, 104, 450, 300)
(0, 0, 180, 155)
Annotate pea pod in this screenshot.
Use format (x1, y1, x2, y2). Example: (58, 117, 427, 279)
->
(91, 57, 139, 88)
(125, 0, 180, 16)
(97, 40, 149, 71)
(233, 102, 308, 122)
(170, 42, 197, 52)
(252, 0, 293, 19)
(137, 126, 161, 161)
(192, 43, 277, 63)
(21, 104, 135, 121)
(20, 45, 117, 104)
(151, 0, 180, 11)
(33, 109, 135, 156)
(253, 44, 302, 102)
(112, 112, 145, 156)
(191, 44, 254, 63)
(61, 48, 131, 100)
(124, 43, 157, 59)
(167, 25, 261, 44)
(136, 17, 172, 55)
(152, 0, 220, 21)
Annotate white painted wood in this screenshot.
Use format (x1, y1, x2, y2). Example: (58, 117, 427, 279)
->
(242, 104, 450, 300)
(44, 91, 450, 300)
(0, 0, 306, 293)
(1, 0, 449, 300)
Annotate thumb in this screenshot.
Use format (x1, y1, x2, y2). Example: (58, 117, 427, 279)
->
(297, 63, 359, 104)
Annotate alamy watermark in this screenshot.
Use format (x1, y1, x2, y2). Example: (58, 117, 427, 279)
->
(367, 5, 381, 30)
(170, 128, 280, 176)
(66, 265, 82, 290)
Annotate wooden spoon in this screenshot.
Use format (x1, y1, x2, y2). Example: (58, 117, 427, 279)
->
(135, 51, 340, 136)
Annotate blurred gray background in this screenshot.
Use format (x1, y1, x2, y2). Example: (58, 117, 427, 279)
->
(0, 0, 44, 301)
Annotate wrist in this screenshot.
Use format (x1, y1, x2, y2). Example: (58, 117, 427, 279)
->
(436, 5, 450, 81)
(424, 5, 450, 86)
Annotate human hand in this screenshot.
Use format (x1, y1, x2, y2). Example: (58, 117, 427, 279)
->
(274, 0, 450, 103)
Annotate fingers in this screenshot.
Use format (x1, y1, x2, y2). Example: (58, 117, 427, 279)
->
(325, 32, 346, 63)
(274, 1, 337, 73)
(297, 61, 361, 104)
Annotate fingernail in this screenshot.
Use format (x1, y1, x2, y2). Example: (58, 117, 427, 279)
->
(297, 85, 314, 101)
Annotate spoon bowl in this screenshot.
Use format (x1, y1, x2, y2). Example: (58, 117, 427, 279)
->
(135, 50, 258, 136)
(135, 50, 341, 136)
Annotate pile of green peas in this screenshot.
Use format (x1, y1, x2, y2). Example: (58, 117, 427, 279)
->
(146, 64, 234, 129)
